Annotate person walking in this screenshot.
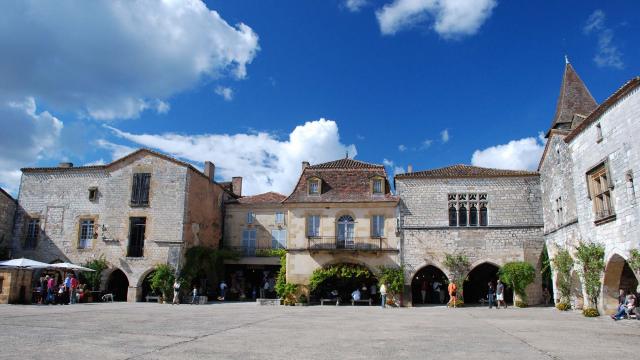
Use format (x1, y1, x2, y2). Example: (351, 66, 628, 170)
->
(432, 278, 442, 304)
(421, 280, 428, 304)
(496, 280, 506, 309)
(218, 280, 227, 301)
(448, 282, 458, 308)
(191, 286, 198, 305)
(380, 283, 387, 308)
(46, 275, 55, 305)
(172, 279, 181, 305)
(487, 281, 495, 309)
(69, 274, 79, 304)
(64, 273, 72, 305)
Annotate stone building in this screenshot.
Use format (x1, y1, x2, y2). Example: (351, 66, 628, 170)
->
(11, 149, 231, 301)
(539, 61, 640, 313)
(223, 190, 287, 300)
(0, 188, 16, 259)
(395, 165, 545, 306)
(284, 158, 400, 296)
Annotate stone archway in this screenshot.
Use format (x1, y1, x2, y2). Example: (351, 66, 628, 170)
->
(464, 262, 513, 304)
(410, 265, 449, 306)
(137, 268, 157, 302)
(309, 263, 378, 304)
(106, 269, 129, 302)
(602, 254, 639, 314)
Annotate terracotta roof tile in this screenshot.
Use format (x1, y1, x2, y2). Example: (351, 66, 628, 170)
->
(395, 164, 538, 179)
(236, 192, 286, 204)
(306, 158, 384, 169)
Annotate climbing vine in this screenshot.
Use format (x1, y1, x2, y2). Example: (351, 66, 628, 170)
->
(551, 249, 574, 304)
(575, 242, 605, 315)
(308, 264, 373, 291)
(180, 246, 239, 290)
(629, 249, 640, 275)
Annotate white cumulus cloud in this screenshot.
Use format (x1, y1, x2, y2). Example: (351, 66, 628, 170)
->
(344, 0, 368, 12)
(471, 135, 545, 171)
(0, 98, 63, 194)
(398, 144, 407, 152)
(440, 129, 450, 143)
(376, 0, 497, 38)
(215, 86, 234, 101)
(103, 119, 357, 196)
(583, 10, 623, 69)
(0, 0, 259, 120)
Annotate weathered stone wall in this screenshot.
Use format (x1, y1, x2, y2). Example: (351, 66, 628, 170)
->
(224, 203, 286, 250)
(183, 169, 225, 249)
(0, 268, 32, 304)
(397, 176, 545, 305)
(0, 190, 16, 257)
(12, 152, 189, 301)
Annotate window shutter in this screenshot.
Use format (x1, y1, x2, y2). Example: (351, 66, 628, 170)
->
(131, 173, 141, 204)
(141, 173, 151, 204)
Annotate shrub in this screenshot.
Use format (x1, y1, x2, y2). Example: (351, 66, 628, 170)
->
(377, 266, 404, 296)
(629, 249, 640, 275)
(583, 307, 600, 317)
(551, 250, 574, 304)
(515, 301, 528, 308)
(498, 261, 536, 304)
(298, 294, 308, 304)
(274, 252, 290, 298)
(575, 242, 605, 308)
(82, 255, 109, 291)
(443, 253, 470, 301)
(555, 302, 571, 311)
(447, 298, 464, 307)
(150, 264, 175, 300)
(308, 264, 373, 292)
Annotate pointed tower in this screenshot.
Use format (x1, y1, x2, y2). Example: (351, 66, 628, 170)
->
(545, 58, 597, 137)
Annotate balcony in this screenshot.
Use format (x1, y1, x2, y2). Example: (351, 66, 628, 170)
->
(224, 246, 285, 257)
(306, 236, 396, 252)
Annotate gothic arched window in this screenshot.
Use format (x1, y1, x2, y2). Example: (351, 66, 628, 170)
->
(479, 204, 488, 226)
(458, 205, 467, 226)
(448, 205, 457, 226)
(469, 205, 478, 226)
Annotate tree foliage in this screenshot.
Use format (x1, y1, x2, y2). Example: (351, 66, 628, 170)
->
(443, 253, 470, 299)
(150, 264, 175, 299)
(308, 264, 373, 291)
(82, 255, 109, 291)
(180, 246, 238, 290)
(498, 261, 536, 303)
(378, 266, 404, 295)
(551, 249, 574, 303)
(629, 249, 640, 275)
(575, 242, 605, 308)
(274, 251, 294, 299)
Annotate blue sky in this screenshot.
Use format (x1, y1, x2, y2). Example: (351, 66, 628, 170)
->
(1, 0, 639, 195)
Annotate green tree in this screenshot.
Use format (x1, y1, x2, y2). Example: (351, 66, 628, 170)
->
(551, 249, 574, 304)
(150, 264, 176, 300)
(378, 266, 404, 296)
(498, 261, 536, 306)
(575, 242, 605, 311)
(629, 249, 640, 277)
(443, 253, 470, 300)
(82, 255, 109, 291)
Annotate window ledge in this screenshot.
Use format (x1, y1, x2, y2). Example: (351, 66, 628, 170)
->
(594, 214, 616, 226)
(130, 204, 150, 208)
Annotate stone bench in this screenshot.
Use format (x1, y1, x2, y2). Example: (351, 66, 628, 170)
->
(145, 295, 160, 303)
(320, 298, 340, 306)
(256, 298, 281, 306)
(351, 299, 372, 306)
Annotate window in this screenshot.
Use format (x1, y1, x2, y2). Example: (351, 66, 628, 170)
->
(596, 123, 603, 142)
(587, 163, 614, 221)
(308, 178, 321, 195)
(458, 205, 467, 226)
(448, 205, 457, 226)
(555, 197, 564, 226)
(127, 217, 146, 257)
(25, 218, 40, 249)
(479, 204, 488, 226)
(307, 215, 320, 237)
(337, 215, 355, 248)
(469, 205, 478, 226)
(88, 187, 98, 201)
(271, 229, 286, 249)
(372, 215, 384, 237)
(131, 173, 151, 207)
(247, 211, 255, 224)
(372, 178, 384, 194)
(275, 211, 285, 225)
(78, 219, 94, 249)
(242, 229, 257, 255)
(626, 171, 636, 204)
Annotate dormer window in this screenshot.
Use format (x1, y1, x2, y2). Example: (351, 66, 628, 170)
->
(372, 177, 384, 194)
(308, 178, 321, 195)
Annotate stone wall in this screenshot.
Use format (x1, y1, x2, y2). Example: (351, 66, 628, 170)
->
(397, 175, 545, 305)
(224, 203, 286, 250)
(0, 190, 16, 258)
(183, 168, 225, 249)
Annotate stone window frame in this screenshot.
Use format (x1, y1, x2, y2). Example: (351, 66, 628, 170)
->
(448, 193, 488, 227)
(306, 214, 321, 238)
(77, 216, 98, 250)
(308, 177, 322, 196)
(586, 160, 615, 225)
(23, 215, 41, 250)
(595, 123, 603, 143)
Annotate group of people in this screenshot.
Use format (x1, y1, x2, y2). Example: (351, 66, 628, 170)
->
(35, 273, 83, 305)
(345, 283, 388, 308)
(611, 289, 639, 321)
(420, 278, 446, 304)
(485, 280, 508, 309)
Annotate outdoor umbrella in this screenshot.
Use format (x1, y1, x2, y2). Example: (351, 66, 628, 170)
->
(48, 262, 95, 272)
(0, 258, 49, 269)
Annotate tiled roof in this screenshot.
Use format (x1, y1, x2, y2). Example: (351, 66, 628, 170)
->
(306, 158, 384, 169)
(565, 77, 640, 143)
(546, 62, 598, 137)
(0, 187, 15, 202)
(236, 192, 286, 204)
(284, 158, 397, 203)
(395, 164, 538, 179)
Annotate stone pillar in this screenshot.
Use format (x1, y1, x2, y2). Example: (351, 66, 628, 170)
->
(127, 286, 142, 302)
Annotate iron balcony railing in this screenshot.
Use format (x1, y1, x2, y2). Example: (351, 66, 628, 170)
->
(224, 246, 286, 257)
(307, 236, 395, 251)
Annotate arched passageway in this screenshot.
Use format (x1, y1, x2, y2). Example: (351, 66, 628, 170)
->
(310, 263, 377, 304)
(411, 265, 449, 305)
(140, 271, 156, 301)
(463, 263, 512, 304)
(603, 255, 639, 314)
(107, 269, 129, 302)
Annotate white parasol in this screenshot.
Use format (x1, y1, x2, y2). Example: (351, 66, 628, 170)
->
(0, 258, 50, 269)
(48, 262, 96, 272)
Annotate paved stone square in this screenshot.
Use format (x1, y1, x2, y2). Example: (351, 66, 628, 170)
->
(0, 303, 638, 360)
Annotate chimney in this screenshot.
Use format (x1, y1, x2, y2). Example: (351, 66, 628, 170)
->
(58, 162, 73, 168)
(302, 161, 310, 171)
(204, 161, 215, 182)
(232, 177, 243, 197)
(407, 164, 413, 173)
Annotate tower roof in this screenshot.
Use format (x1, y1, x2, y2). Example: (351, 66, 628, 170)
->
(545, 61, 597, 137)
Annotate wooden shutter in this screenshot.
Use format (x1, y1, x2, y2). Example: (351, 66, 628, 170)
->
(131, 173, 141, 205)
(140, 173, 151, 205)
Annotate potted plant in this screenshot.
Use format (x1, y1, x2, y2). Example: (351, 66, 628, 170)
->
(150, 264, 176, 304)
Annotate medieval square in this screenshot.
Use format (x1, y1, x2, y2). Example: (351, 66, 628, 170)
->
(1, 1, 639, 359)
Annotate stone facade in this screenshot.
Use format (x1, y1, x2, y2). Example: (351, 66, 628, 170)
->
(0, 188, 16, 259)
(396, 167, 545, 306)
(12, 149, 228, 301)
(539, 64, 640, 313)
